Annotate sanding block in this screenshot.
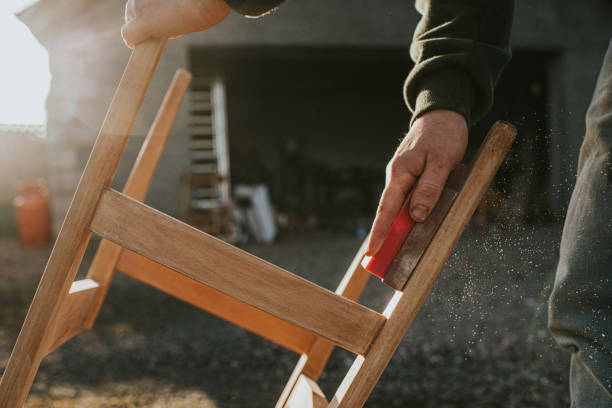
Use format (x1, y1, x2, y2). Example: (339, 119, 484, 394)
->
(363, 179, 462, 291)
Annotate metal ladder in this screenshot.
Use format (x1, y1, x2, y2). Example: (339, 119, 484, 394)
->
(188, 75, 230, 208)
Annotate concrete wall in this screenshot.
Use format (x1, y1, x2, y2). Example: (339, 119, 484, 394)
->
(19, 0, 193, 233)
(18, 0, 612, 233)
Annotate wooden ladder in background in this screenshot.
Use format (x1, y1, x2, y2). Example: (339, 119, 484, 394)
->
(0, 39, 516, 408)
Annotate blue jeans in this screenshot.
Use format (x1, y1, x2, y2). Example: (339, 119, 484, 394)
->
(549, 38, 612, 407)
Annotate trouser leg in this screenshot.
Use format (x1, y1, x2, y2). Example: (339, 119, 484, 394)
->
(548, 38, 612, 407)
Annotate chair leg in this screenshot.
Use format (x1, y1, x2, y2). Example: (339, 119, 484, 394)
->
(277, 238, 371, 408)
(84, 68, 191, 328)
(285, 374, 328, 408)
(0, 39, 166, 408)
(328, 122, 516, 407)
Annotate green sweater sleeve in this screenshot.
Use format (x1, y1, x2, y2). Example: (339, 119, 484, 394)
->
(224, 0, 285, 17)
(404, 0, 514, 127)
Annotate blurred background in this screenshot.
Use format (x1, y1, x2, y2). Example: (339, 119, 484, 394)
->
(1, 0, 611, 406)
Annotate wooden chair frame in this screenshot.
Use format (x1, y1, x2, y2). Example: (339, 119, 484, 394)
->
(0, 39, 516, 408)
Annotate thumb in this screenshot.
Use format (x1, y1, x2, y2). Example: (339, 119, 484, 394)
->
(409, 161, 449, 222)
(121, 17, 152, 49)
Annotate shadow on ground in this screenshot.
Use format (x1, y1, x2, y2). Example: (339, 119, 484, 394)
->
(0, 223, 570, 407)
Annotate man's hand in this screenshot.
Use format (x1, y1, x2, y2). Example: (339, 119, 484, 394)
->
(366, 109, 468, 256)
(122, 0, 231, 48)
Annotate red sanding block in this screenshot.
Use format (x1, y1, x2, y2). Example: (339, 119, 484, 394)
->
(362, 195, 415, 279)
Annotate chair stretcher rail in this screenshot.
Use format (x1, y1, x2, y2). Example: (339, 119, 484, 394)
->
(90, 188, 386, 355)
(116, 249, 317, 354)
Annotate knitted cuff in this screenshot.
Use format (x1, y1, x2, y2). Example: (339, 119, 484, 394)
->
(407, 67, 476, 128)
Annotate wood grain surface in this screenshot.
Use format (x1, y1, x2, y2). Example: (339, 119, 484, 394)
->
(116, 248, 317, 354)
(383, 187, 458, 290)
(84, 68, 192, 328)
(91, 189, 385, 355)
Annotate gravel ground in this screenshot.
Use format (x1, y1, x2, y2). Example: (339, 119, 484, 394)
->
(0, 222, 571, 407)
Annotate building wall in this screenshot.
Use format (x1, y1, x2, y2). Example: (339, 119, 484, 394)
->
(18, 0, 612, 234)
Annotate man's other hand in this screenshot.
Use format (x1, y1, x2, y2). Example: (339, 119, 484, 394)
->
(122, 0, 231, 48)
(366, 109, 468, 256)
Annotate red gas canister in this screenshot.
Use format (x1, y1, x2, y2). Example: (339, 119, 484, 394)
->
(13, 180, 51, 247)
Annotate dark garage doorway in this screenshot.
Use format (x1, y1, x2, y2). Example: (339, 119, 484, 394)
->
(189, 47, 555, 232)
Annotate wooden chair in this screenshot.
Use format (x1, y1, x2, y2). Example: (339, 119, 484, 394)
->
(0, 39, 516, 408)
